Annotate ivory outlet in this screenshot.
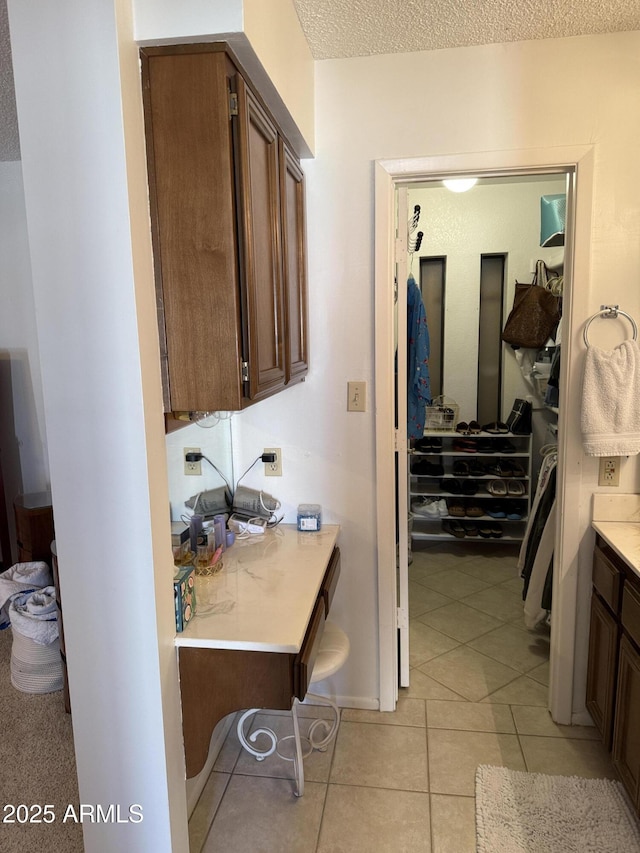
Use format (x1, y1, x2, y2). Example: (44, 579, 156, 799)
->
(264, 448, 282, 477)
(598, 456, 620, 487)
(184, 447, 202, 476)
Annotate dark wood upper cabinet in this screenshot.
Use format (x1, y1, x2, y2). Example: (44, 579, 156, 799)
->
(140, 43, 308, 417)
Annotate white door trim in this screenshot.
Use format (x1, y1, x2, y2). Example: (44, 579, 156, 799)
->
(375, 146, 595, 721)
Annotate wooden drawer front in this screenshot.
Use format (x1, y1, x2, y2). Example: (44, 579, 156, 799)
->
(294, 596, 325, 701)
(322, 547, 341, 617)
(622, 580, 640, 649)
(593, 544, 624, 614)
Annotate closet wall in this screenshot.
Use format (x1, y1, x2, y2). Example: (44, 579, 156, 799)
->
(408, 175, 565, 465)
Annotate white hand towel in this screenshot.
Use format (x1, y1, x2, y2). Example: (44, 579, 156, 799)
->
(581, 339, 640, 456)
(0, 561, 52, 629)
(8, 586, 59, 645)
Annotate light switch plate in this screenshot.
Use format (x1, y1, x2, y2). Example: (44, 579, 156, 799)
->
(347, 381, 366, 412)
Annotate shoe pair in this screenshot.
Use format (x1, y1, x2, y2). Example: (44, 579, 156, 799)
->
(453, 438, 477, 453)
(412, 458, 445, 476)
(412, 497, 448, 518)
(478, 523, 503, 538)
(456, 420, 481, 435)
(414, 437, 442, 452)
(481, 422, 509, 434)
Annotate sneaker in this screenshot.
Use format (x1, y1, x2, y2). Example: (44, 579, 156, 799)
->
(411, 497, 440, 518)
(436, 499, 448, 517)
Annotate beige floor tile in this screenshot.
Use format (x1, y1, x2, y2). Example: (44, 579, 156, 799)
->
(202, 775, 325, 853)
(512, 705, 600, 739)
(429, 728, 525, 795)
(412, 543, 475, 568)
(233, 712, 334, 784)
(461, 584, 525, 621)
(213, 721, 242, 773)
(409, 561, 450, 585)
(417, 601, 503, 643)
(481, 674, 548, 706)
(430, 794, 476, 853)
(419, 568, 493, 600)
(520, 735, 618, 778)
(527, 659, 550, 686)
(500, 576, 524, 595)
(457, 558, 520, 586)
(405, 670, 467, 701)
(189, 772, 230, 853)
(467, 622, 550, 673)
(330, 721, 429, 791)
(418, 645, 520, 702)
(317, 785, 431, 852)
(342, 695, 426, 727)
(409, 621, 460, 668)
(409, 581, 453, 617)
(427, 700, 515, 733)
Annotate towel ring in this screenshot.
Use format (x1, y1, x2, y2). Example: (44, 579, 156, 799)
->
(583, 305, 638, 347)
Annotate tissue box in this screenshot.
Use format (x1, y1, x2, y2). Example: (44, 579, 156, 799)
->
(174, 566, 196, 632)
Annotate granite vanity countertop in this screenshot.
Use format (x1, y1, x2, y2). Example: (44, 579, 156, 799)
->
(592, 493, 640, 577)
(175, 523, 340, 653)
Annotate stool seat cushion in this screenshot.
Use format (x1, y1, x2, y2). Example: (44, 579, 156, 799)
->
(310, 620, 349, 684)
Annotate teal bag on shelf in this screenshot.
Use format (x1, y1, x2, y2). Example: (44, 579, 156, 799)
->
(540, 194, 566, 247)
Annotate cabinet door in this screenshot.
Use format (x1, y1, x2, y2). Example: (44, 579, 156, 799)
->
(612, 635, 640, 808)
(279, 139, 309, 384)
(586, 591, 619, 749)
(234, 76, 286, 401)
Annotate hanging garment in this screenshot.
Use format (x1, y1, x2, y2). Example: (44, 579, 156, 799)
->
(523, 500, 556, 629)
(518, 450, 557, 574)
(407, 274, 431, 438)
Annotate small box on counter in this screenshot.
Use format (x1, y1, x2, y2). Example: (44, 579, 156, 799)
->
(171, 521, 189, 548)
(297, 503, 322, 532)
(174, 566, 196, 632)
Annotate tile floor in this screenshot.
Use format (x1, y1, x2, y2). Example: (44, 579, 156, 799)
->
(189, 542, 617, 853)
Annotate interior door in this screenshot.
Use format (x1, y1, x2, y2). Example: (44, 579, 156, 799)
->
(395, 186, 410, 687)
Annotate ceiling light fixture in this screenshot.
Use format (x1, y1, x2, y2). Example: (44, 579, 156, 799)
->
(443, 178, 478, 193)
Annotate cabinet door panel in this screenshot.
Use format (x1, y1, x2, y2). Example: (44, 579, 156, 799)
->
(235, 77, 286, 400)
(612, 635, 640, 808)
(280, 139, 309, 383)
(586, 591, 619, 749)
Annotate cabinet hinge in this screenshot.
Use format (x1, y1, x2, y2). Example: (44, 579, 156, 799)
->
(229, 92, 238, 117)
(397, 606, 408, 630)
(241, 360, 249, 382)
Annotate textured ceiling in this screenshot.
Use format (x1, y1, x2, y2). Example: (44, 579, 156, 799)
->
(2, 1, 640, 161)
(292, 0, 640, 59)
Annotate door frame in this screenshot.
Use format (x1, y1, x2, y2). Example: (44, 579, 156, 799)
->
(375, 146, 595, 720)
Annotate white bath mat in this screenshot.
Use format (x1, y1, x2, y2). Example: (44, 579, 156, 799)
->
(476, 765, 640, 853)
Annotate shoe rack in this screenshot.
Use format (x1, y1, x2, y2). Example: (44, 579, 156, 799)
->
(409, 430, 532, 543)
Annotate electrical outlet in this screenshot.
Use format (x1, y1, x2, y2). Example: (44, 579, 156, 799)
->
(184, 447, 202, 476)
(264, 447, 282, 476)
(598, 456, 620, 487)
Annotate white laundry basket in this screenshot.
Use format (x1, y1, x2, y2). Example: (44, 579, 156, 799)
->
(10, 628, 63, 694)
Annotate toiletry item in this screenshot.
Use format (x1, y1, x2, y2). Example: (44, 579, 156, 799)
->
(189, 515, 204, 552)
(174, 566, 196, 631)
(213, 514, 227, 551)
(225, 530, 235, 548)
(297, 504, 322, 532)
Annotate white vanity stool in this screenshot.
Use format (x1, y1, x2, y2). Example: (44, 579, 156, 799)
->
(237, 620, 350, 797)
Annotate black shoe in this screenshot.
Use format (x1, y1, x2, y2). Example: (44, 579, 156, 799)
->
(439, 478, 462, 494)
(461, 479, 478, 496)
(412, 458, 445, 476)
(443, 520, 466, 539)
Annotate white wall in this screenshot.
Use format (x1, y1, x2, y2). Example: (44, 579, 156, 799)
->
(408, 177, 566, 422)
(233, 31, 640, 714)
(7, 0, 188, 850)
(0, 161, 49, 558)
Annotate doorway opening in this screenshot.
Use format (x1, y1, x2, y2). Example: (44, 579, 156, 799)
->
(375, 148, 593, 724)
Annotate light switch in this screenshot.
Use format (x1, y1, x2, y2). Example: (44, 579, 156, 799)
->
(347, 381, 366, 412)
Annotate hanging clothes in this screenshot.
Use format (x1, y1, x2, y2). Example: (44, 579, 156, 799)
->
(519, 449, 557, 629)
(407, 273, 431, 438)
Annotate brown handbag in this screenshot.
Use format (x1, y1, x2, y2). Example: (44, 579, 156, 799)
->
(501, 261, 561, 349)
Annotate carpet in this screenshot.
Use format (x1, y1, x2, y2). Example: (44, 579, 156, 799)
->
(476, 765, 640, 852)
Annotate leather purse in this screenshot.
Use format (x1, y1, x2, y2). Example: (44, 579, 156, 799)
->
(501, 261, 561, 350)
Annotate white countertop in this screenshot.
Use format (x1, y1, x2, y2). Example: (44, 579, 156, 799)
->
(592, 494, 640, 577)
(175, 524, 340, 653)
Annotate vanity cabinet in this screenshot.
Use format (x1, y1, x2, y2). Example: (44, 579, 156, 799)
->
(140, 44, 308, 416)
(586, 536, 640, 812)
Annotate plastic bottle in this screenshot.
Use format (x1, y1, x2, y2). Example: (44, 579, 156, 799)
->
(213, 514, 227, 551)
(189, 514, 203, 553)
